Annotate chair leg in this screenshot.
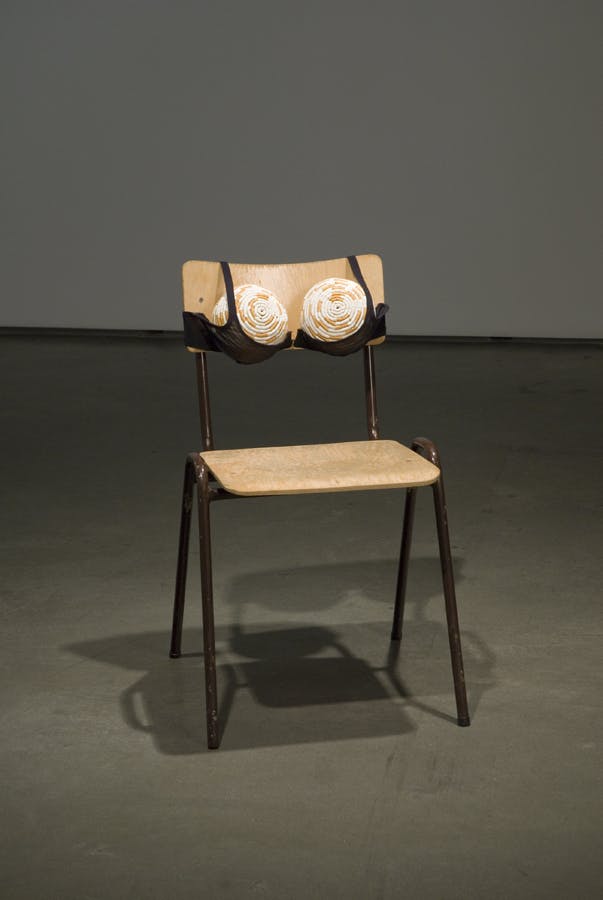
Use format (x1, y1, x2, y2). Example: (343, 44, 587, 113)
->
(407, 437, 470, 727)
(196, 457, 219, 749)
(169, 456, 196, 658)
(391, 487, 417, 640)
(432, 476, 470, 726)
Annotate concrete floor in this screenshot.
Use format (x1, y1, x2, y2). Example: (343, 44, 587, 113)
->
(1, 335, 602, 899)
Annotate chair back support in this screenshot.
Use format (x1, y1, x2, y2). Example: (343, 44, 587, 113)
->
(183, 255, 385, 449)
(182, 254, 385, 348)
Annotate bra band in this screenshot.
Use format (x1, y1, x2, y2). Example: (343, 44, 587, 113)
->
(346, 255, 375, 314)
(220, 260, 237, 319)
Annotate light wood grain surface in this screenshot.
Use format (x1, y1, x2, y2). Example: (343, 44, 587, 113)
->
(201, 440, 439, 496)
(182, 254, 386, 352)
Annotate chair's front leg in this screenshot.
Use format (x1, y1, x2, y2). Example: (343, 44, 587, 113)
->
(195, 455, 220, 749)
(391, 486, 418, 641)
(409, 438, 470, 727)
(170, 456, 196, 658)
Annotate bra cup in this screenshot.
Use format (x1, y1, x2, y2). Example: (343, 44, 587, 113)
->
(300, 277, 369, 342)
(213, 283, 289, 346)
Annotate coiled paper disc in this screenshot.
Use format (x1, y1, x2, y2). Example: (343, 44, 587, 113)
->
(300, 277, 367, 342)
(213, 284, 289, 345)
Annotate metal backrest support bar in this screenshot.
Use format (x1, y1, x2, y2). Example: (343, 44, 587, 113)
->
(363, 345, 380, 440)
(195, 352, 214, 451)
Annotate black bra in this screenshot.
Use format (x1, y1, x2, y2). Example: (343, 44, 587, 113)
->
(183, 255, 388, 365)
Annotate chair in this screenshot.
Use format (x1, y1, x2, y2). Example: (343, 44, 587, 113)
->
(169, 254, 470, 748)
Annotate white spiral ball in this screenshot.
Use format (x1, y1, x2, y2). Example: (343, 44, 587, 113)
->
(300, 277, 368, 342)
(212, 283, 289, 345)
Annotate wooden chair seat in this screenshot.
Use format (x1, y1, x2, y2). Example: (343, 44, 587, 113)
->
(201, 439, 440, 496)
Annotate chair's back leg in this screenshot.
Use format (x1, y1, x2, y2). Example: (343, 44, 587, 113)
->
(397, 437, 471, 727)
(170, 456, 196, 658)
(431, 473, 470, 726)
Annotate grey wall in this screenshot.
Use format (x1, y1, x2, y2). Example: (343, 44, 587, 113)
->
(1, 1, 601, 336)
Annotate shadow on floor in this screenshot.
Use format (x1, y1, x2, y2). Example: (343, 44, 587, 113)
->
(65, 557, 496, 754)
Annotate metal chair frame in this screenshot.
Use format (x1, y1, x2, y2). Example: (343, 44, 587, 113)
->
(169, 347, 470, 749)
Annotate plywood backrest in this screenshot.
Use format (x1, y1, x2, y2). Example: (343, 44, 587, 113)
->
(182, 254, 385, 351)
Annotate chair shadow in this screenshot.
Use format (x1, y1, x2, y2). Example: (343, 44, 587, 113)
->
(65, 557, 496, 754)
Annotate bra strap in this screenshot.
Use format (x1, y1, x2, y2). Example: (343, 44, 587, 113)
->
(347, 255, 375, 313)
(220, 261, 237, 319)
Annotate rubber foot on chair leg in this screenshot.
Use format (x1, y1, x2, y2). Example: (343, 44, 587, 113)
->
(169, 650, 181, 659)
(457, 716, 471, 727)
